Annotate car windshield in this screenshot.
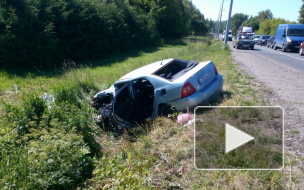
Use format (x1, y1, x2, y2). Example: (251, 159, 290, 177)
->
(262, 36, 270, 39)
(287, 29, 304, 37)
(254, 36, 260, 39)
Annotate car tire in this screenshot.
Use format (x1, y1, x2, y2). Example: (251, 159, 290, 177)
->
(273, 44, 277, 50)
(282, 44, 287, 52)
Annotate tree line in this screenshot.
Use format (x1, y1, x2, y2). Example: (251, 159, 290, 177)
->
(219, 8, 301, 36)
(0, 0, 214, 70)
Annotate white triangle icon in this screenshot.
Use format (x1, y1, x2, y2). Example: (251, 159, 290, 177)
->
(225, 123, 254, 153)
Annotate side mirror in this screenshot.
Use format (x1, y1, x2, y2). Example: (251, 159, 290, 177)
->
(282, 34, 286, 37)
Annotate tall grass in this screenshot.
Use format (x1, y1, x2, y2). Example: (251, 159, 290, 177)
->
(0, 36, 301, 189)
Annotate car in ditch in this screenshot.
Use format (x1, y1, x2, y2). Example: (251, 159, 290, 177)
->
(233, 33, 255, 49)
(92, 58, 223, 128)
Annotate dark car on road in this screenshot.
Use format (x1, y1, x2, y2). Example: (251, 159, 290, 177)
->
(233, 33, 255, 50)
(252, 35, 260, 44)
(266, 36, 274, 48)
(257, 35, 271, 46)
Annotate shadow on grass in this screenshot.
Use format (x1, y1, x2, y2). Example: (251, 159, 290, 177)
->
(1, 39, 188, 78)
(194, 90, 233, 115)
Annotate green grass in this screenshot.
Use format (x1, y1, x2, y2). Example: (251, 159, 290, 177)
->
(0, 36, 303, 189)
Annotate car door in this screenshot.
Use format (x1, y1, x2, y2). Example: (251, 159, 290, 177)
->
(112, 78, 155, 127)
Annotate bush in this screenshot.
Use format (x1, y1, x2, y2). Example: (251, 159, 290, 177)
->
(0, 83, 101, 189)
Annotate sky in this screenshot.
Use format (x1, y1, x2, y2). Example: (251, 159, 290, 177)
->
(191, 0, 303, 22)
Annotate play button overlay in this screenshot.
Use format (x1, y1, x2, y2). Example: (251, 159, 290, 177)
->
(194, 106, 284, 170)
(225, 123, 254, 153)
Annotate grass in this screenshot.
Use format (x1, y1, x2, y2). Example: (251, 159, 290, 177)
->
(0, 35, 303, 189)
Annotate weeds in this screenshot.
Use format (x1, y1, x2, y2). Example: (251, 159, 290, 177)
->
(0, 36, 298, 189)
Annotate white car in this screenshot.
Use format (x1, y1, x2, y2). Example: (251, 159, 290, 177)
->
(92, 58, 223, 127)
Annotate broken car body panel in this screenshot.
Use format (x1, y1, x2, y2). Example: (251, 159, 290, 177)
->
(93, 58, 223, 127)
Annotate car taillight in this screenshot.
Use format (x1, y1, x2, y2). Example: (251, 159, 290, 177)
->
(214, 64, 219, 76)
(181, 82, 196, 98)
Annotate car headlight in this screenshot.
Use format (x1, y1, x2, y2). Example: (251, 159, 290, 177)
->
(287, 37, 292, 44)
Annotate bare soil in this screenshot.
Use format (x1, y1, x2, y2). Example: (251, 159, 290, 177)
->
(228, 42, 304, 186)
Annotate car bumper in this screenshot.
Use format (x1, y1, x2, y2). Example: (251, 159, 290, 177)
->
(169, 74, 224, 111)
(237, 44, 254, 48)
(286, 43, 301, 51)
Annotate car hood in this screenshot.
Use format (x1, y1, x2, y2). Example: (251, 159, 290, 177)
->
(119, 58, 174, 80)
(288, 36, 304, 42)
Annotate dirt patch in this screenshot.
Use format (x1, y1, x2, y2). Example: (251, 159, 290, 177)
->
(228, 42, 304, 186)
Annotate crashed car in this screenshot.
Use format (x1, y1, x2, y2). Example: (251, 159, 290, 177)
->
(92, 58, 223, 128)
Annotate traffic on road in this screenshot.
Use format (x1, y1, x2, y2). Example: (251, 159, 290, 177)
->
(222, 24, 304, 72)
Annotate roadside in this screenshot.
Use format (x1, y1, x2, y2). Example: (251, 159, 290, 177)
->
(228, 41, 304, 187)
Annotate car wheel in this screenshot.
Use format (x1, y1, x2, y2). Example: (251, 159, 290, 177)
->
(273, 44, 277, 50)
(282, 44, 287, 52)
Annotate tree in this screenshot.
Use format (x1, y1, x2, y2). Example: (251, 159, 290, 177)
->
(299, 0, 304, 23)
(230, 13, 249, 34)
(255, 9, 273, 23)
(242, 17, 260, 32)
(256, 18, 293, 35)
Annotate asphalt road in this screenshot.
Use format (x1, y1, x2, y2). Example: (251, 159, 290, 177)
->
(224, 37, 304, 72)
(252, 44, 304, 72)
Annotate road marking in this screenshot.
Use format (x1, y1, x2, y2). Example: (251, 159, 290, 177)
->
(258, 46, 304, 61)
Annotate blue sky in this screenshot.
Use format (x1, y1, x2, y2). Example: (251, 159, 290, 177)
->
(191, 0, 303, 22)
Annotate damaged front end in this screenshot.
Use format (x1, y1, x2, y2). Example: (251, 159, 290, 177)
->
(92, 79, 155, 128)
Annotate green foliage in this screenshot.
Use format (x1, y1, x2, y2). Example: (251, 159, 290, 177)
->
(0, 0, 208, 70)
(88, 138, 156, 189)
(255, 9, 273, 23)
(299, 0, 304, 24)
(242, 17, 260, 32)
(230, 13, 249, 34)
(0, 81, 101, 189)
(256, 18, 293, 35)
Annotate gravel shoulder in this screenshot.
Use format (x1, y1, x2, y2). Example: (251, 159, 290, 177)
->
(228, 42, 304, 186)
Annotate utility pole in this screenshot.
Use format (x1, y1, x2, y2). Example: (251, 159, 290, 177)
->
(224, 0, 233, 45)
(216, 0, 225, 40)
(218, 0, 224, 39)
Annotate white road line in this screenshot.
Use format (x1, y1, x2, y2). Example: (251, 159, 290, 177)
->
(258, 46, 304, 61)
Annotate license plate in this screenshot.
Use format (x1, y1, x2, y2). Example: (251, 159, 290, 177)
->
(295, 46, 300, 48)
(198, 72, 211, 84)
(243, 45, 249, 47)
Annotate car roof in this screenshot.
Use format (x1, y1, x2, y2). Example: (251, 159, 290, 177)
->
(118, 58, 174, 80)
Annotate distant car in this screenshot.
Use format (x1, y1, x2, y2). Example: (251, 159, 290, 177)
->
(92, 58, 223, 128)
(257, 35, 271, 46)
(300, 42, 304, 56)
(233, 33, 255, 50)
(222, 30, 233, 41)
(266, 36, 275, 48)
(252, 35, 260, 44)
